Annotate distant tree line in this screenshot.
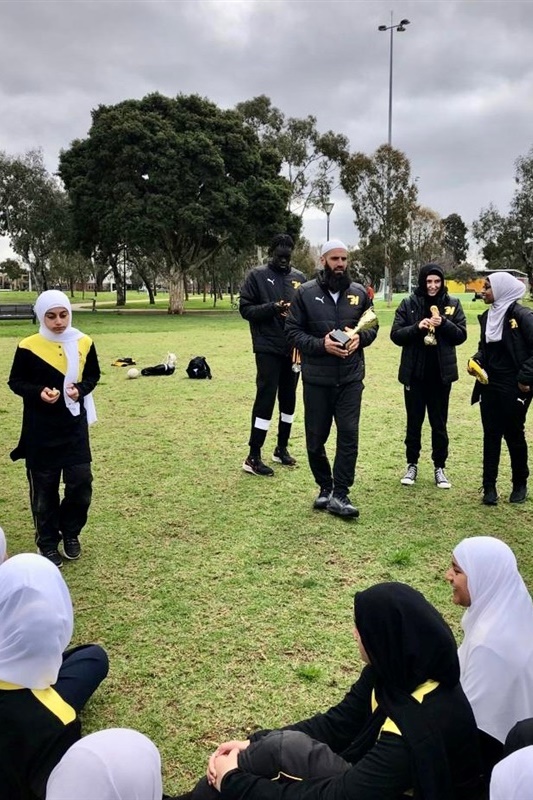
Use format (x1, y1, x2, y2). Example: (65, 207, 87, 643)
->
(1, 89, 532, 309)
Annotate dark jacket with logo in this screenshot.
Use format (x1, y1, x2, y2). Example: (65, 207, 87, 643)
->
(471, 301, 533, 403)
(390, 292, 467, 386)
(285, 273, 378, 386)
(239, 263, 307, 357)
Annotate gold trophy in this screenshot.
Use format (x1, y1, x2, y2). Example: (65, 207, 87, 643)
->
(424, 305, 439, 346)
(291, 347, 301, 373)
(330, 308, 379, 348)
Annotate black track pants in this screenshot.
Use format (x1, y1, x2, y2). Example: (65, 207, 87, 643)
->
(479, 387, 531, 486)
(27, 463, 93, 552)
(403, 378, 451, 468)
(249, 353, 299, 453)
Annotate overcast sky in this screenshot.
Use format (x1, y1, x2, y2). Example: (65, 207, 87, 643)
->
(1, 0, 532, 261)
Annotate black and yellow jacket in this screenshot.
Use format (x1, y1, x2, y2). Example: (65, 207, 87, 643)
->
(223, 666, 482, 800)
(8, 333, 100, 469)
(239, 263, 307, 357)
(285, 274, 378, 386)
(0, 680, 80, 799)
(390, 292, 467, 386)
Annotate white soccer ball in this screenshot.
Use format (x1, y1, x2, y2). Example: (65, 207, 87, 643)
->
(127, 368, 140, 379)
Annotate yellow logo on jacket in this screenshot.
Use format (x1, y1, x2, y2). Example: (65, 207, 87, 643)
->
(510, 318, 518, 329)
(291, 281, 301, 289)
(347, 294, 359, 306)
(444, 306, 455, 315)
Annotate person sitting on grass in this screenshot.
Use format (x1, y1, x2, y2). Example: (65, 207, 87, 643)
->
(183, 582, 483, 800)
(445, 536, 533, 781)
(0, 553, 109, 800)
(45, 728, 165, 800)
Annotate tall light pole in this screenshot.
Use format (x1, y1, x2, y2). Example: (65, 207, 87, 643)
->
(378, 15, 410, 146)
(324, 201, 334, 240)
(378, 15, 411, 302)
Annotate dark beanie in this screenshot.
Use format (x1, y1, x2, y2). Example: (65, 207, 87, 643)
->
(417, 263, 445, 294)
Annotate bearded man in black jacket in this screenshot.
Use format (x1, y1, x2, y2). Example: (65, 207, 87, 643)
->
(285, 240, 378, 518)
(240, 234, 307, 477)
(390, 264, 467, 490)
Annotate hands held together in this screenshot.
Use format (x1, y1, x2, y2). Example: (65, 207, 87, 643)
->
(207, 740, 250, 791)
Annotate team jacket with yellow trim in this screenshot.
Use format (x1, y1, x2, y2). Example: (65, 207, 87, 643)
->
(239, 263, 307, 357)
(285, 274, 378, 386)
(390, 292, 467, 386)
(0, 680, 80, 800)
(8, 333, 100, 469)
(225, 666, 481, 800)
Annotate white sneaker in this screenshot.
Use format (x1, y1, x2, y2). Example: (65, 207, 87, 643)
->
(400, 464, 418, 486)
(435, 467, 451, 489)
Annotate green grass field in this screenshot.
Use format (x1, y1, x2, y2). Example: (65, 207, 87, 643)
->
(1, 294, 532, 793)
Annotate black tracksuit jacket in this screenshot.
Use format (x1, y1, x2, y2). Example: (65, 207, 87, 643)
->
(390, 292, 467, 385)
(284, 275, 378, 385)
(239, 263, 307, 357)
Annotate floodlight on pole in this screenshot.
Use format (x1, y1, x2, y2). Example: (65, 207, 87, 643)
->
(324, 201, 335, 239)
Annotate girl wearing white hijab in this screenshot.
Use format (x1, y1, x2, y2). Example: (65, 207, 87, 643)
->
(446, 536, 533, 780)
(46, 729, 164, 800)
(0, 553, 108, 800)
(8, 290, 100, 567)
(489, 745, 533, 800)
(468, 272, 533, 505)
(0, 525, 7, 562)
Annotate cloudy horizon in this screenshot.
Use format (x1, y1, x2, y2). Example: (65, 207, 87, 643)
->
(1, 0, 532, 264)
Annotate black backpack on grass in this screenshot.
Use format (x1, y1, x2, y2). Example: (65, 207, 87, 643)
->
(186, 356, 212, 380)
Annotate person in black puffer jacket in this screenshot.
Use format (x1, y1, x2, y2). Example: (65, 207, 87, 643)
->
(239, 234, 307, 477)
(468, 271, 533, 505)
(285, 240, 378, 518)
(390, 264, 467, 490)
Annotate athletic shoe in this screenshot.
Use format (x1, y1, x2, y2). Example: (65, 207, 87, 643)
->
(39, 548, 63, 568)
(435, 468, 451, 489)
(313, 488, 332, 510)
(272, 446, 297, 466)
(509, 484, 528, 504)
(400, 464, 418, 486)
(327, 495, 360, 518)
(482, 485, 498, 506)
(63, 537, 82, 560)
(242, 456, 274, 477)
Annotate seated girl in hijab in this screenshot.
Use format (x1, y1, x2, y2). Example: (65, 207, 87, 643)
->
(489, 745, 533, 800)
(0, 553, 109, 799)
(46, 728, 163, 800)
(446, 536, 533, 778)
(188, 582, 482, 800)
(0, 525, 6, 562)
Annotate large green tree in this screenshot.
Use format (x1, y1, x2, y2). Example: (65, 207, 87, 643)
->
(60, 93, 298, 313)
(442, 213, 468, 266)
(236, 95, 349, 217)
(340, 144, 418, 303)
(0, 149, 69, 291)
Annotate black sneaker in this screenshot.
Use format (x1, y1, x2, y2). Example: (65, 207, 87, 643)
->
(272, 446, 296, 466)
(313, 488, 332, 510)
(63, 537, 82, 560)
(434, 467, 451, 489)
(400, 464, 417, 486)
(482, 485, 498, 506)
(242, 456, 274, 477)
(327, 495, 359, 518)
(39, 548, 63, 568)
(509, 484, 528, 504)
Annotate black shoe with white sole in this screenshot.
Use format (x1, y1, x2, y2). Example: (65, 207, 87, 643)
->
(63, 537, 82, 560)
(39, 548, 63, 568)
(272, 447, 296, 466)
(327, 495, 359, 518)
(242, 456, 274, 477)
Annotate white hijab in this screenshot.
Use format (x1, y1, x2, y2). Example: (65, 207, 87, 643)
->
(0, 553, 73, 689)
(490, 745, 533, 800)
(45, 728, 163, 800)
(485, 272, 526, 343)
(0, 526, 6, 562)
(454, 536, 533, 742)
(34, 290, 97, 424)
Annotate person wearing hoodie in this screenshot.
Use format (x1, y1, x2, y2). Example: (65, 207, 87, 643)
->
(390, 264, 467, 489)
(239, 234, 307, 477)
(285, 240, 378, 518)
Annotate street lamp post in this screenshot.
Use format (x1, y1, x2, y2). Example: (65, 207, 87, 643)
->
(324, 201, 334, 240)
(378, 15, 411, 303)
